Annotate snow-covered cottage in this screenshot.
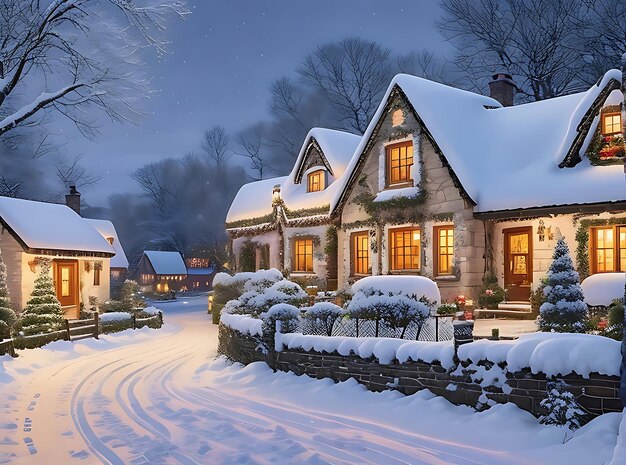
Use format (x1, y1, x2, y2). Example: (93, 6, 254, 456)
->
(85, 219, 129, 286)
(185, 256, 220, 291)
(226, 128, 361, 289)
(227, 70, 626, 307)
(135, 250, 187, 293)
(0, 196, 116, 319)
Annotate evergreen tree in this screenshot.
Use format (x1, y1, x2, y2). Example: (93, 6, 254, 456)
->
(0, 249, 16, 339)
(539, 238, 587, 333)
(539, 381, 587, 431)
(20, 260, 65, 336)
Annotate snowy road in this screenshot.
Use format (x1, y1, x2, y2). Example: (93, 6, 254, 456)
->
(0, 296, 621, 465)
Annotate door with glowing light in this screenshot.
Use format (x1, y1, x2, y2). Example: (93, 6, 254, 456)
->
(503, 227, 532, 301)
(54, 260, 79, 319)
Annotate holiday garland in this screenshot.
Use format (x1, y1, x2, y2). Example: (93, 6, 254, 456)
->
(586, 129, 625, 166)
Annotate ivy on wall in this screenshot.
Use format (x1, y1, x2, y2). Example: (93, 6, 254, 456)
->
(575, 217, 626, 279)
(239, 239, 257, 272)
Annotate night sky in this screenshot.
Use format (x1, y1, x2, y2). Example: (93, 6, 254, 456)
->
(59, 1, 446, 206)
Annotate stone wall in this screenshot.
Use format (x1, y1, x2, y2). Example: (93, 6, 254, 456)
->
(218, 324, 623, 421)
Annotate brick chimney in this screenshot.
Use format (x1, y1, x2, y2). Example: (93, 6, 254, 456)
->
(488, 73, 516, 107)
(65, 184, 81, 215)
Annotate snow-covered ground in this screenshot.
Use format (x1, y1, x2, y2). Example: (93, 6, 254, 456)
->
(0, 295, 623, 464)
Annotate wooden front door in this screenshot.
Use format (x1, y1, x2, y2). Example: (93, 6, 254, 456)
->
(54, 260, 79, 319)
(504, 227, 533, 301)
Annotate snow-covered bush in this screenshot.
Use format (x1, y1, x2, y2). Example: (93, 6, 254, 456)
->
(581, 272, 626, 307)
(102, 280, 144, 313)
(227, 279, 307, 317)
(0, 250, 16, 339)
(539, 380, 587, 430)
(213, 268, 283, 306)
(539, 238, 588, 333)
(477, 273, 506, 309)
(19, 260, 65, 335)
(260, 303, 300, 336)
(303, 302, 347, 336)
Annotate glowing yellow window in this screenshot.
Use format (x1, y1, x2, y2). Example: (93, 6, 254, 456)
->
(435, 226, 454, 276)
(594, 227, 615, 272)
(386, 141, 413, 185)
(390, 227, 420, 271)
(307, 170, 325, 192)
(61, 267, 70, 297)
(603, 113, 621, 135)
(351, 232, 369, 275)
(293, 239, 314, 272)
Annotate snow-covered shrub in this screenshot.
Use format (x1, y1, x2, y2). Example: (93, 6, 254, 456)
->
(242, 269, 284, 293)
(581, 272, 626, 307)
(539, 238, 588, 333)
(0, 250, 16, 339)
(214, 268, 283, 306)
(102, 280, 145, 313)
(19, 260, 65, 336)
(477, 273, 506, 309)
(260, 303, 300, 336)
(539, 380, 587, 430)
(303, 302, 347, 336)
(232, 279, 307, 317)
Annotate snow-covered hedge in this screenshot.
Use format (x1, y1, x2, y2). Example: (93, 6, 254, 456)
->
(220, 312, 262, 337)
(213, 269, 284, 304)
(458, 332, 620, 378)
(260, 303, 300, 337)
(100, 312, 132, 323)
(581, 273, 626, 307)
(223, 279, 307, 317)
(351, 275, 441, 304)
(302, 302, 347, 337)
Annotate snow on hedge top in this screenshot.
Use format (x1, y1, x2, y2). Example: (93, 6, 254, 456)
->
(220, 312, 262, 337)
(144, 251, 186, 275)
(226, 176, 287, 224)
(331, 70, 625, 214)
(351, 275, 441, 304)
(213, 268, 283, 288)
(458, 332, 621, 378)
(0, 196, 115, 255)
(85, 219, 129, 268)
(581, 273, 625, 306)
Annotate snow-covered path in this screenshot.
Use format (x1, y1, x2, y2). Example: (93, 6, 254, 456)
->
(0, 296, 621, 464)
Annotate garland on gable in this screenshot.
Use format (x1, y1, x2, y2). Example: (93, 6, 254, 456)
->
(226, 202, 331, 233)
(586, 129, 625, 166)
(575, 217, 626, 279)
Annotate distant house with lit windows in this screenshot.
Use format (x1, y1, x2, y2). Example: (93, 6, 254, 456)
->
(85, 219, 129, 293)
(226, 70, 626, 309)
(135, 251, 187, 293)
(184, 256, 220, 291)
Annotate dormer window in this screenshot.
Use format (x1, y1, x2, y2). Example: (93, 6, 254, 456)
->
(603, 113, 621, 136)
(307, 169, 325, 192)
(386, 141, 413, 186)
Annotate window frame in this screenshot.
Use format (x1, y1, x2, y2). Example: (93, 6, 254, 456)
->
(93, 266, 101, 286)
(385, 140, 414, 188)
(307, 169, 326, 193)
(350, 231, 370, 276)
(433, 225, 455, 277)
(590, 225, 626, 274)
(602, 112, 622, 136)
(389, 226, 421, 273)
(292, 237, 315, 273)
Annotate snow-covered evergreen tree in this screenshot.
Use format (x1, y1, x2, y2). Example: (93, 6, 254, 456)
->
(539, 238, 587, 333)
(0, 250, 16, 339)
(539, 381, 586, 430)
(20, 260, 65, 336)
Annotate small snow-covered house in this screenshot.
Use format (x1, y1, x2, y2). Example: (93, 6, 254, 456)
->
(135, 250, 187, 293)
(227, 70, 626, 310)
(226, 128, 361, 288)
(85, 219, 129, 287)
(184, 256, 221, 291)
(0, 196, 116, 319)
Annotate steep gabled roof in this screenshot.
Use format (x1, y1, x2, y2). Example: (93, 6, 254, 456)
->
(85, 219, 129, 269)
(0, 196, 115, 256)
(226, 176, 287, 227)
(143, 251, 187, 275)
(331, 70, 625, 215)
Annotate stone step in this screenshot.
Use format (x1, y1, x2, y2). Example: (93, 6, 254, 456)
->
(498, 302, 532, 311)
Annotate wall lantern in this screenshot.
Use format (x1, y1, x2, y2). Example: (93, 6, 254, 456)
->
(272, 184, 281, 203)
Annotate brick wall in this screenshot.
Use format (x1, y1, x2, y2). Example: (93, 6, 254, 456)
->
(218, 324, 623, 421)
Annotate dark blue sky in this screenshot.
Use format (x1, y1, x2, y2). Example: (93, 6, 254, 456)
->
(64, 1, 445, 206)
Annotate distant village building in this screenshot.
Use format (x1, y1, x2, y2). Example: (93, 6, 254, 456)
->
(85, 219, 129, 294)
(184, 256, 219, 291)
(135, 251, 188, 293)
(0, 196, 116, 319)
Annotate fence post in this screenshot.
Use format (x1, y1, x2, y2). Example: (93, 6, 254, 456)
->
(453, 320, 474, 355)
(132, 312, 137, 330)
(93, 312, 99, 339)
(8, 339, 15, 357)
(158, 311, 163, 327)
(435, 316, 440, 342)
(64, 319, 71, 341)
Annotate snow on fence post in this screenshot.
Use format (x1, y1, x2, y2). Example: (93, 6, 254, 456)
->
(453, 320, 474, 354)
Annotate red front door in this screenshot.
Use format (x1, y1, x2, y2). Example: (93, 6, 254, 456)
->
(54, 260, 79, 319)
(504, 227, 533, 301)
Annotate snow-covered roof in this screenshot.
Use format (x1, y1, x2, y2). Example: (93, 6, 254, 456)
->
(332, 70, 626, 215)
(143, 251, 187, 275)
(0, 196, 115, 255)
(226, 176, 287, 225)
(85, 219, 129, 269)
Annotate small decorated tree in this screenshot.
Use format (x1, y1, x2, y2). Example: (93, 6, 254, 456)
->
(539, 381, 586, 430)
(20, 260, 65, 335)
(539, 238, 587, 333)
(0, 250, 16, 339)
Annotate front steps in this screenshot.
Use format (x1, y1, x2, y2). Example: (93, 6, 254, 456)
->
(473, 301, 535, 320)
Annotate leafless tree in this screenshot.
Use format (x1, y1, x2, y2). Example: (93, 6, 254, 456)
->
(56, 155, 101, 190)
(130, 160, 178, 213)
(201, 126, 231, 167)
(396, 50, 456, 85)
(235, 124, 272, 180)
(298, 37, 393, 134)
(439, 0, 585, 101)
(0, 0, 189, 139)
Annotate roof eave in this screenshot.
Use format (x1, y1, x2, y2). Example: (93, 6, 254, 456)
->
(474, 200, 626, 221)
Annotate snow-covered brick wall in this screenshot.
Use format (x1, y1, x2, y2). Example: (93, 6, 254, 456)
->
(220, 313, 262, 337)
(581, 273, 626, 307)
